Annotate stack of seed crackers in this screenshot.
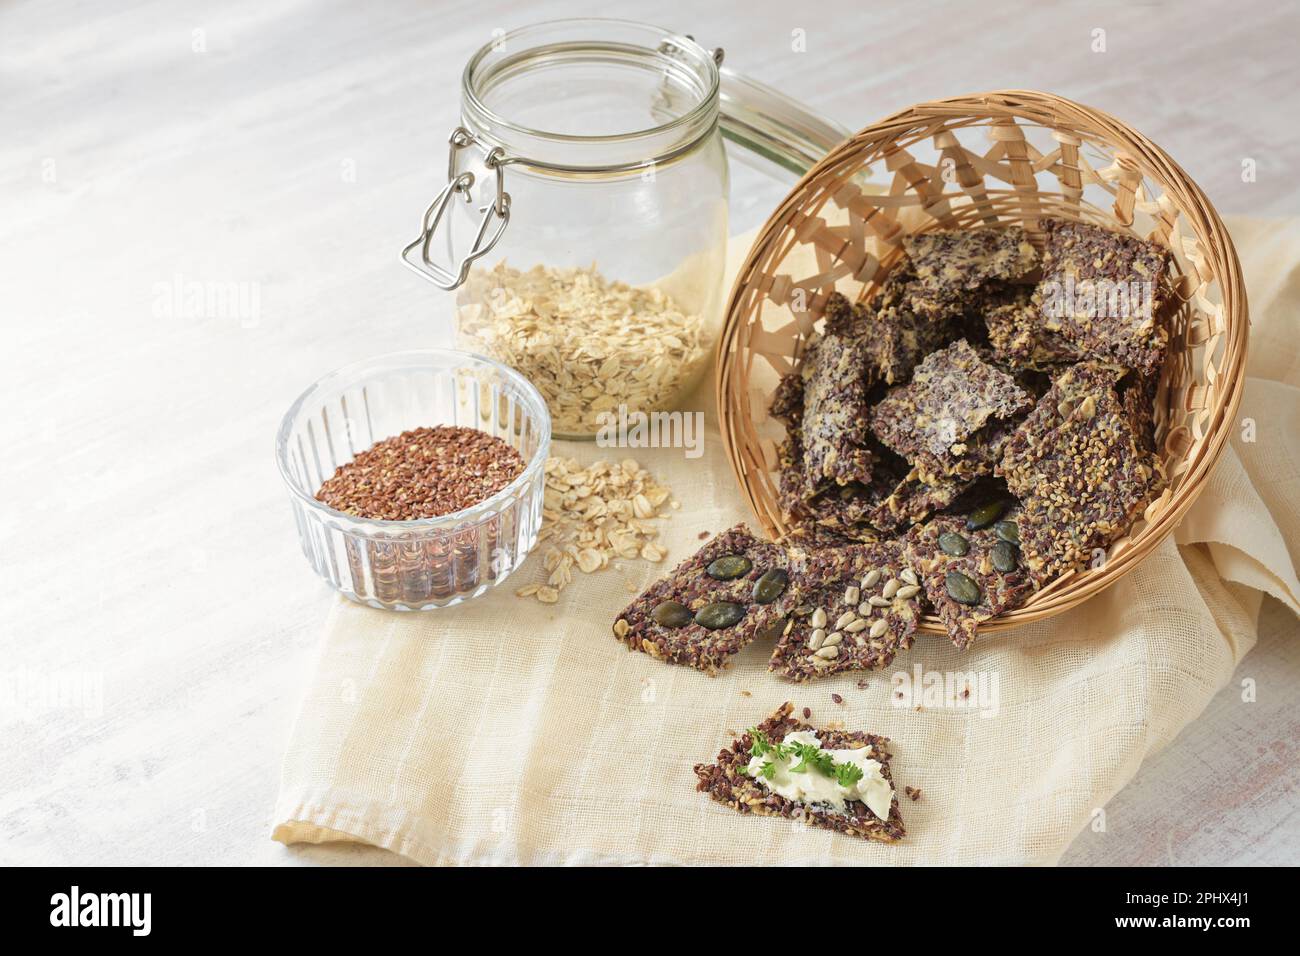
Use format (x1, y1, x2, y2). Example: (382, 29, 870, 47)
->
(618, 220, 1171, 667)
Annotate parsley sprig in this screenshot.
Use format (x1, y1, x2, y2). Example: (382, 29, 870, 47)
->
(748, 728, 868, 789)
(834, 761, 865, 787)
(747, 728, 793, 761)
(788, 742, 836, 776)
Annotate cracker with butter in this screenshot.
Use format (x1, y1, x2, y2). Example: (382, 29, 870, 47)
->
(694, 702, 906, 843)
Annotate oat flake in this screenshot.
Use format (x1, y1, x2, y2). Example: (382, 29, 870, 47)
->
(458, 262, 708, 435)
(512, 456, 674, 604)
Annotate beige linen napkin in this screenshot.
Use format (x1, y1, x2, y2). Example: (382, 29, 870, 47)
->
(272, 217, 1299, 865)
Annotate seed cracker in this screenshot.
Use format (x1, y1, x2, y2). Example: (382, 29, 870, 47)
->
(613, 524, 792, 674)
(1001, 387, 1163, 582)
(769, 369, 805, 429)
(900, 226, 1039, 321)
(983, 284, 1082, 369)
(864, 466, 973, 534)
(779, 521, 865, 550)
(780, 427, 963, 539)
(864, 267, 960, 384)
(1121, 371, 1160, 456)
(777, 433, 883, 542)
(799, 293, 880, 492)
(768, 542, 922, 681)
(869, 339, 1032, 480)
(1035, 219, 1173, 375)
(996, 361, 1126, 479)
(694, 702, 906, 843)
(905, 507, 1034, 649)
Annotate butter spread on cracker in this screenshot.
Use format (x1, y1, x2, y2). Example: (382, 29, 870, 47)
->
(746, 729, 893, 820)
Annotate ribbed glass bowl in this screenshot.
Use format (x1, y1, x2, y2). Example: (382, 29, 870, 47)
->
(275, 349, 550, 610)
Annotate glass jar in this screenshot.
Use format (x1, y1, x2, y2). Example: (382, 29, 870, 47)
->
(402, 18, 847, 439)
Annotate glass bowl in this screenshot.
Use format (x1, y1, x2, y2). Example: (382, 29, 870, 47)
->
(275, 349, 550, 610)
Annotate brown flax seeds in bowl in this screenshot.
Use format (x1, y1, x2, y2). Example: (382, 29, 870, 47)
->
(315, 425, 525, 521)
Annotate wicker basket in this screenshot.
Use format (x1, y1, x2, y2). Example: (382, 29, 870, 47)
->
(716, 90, 1248, 634)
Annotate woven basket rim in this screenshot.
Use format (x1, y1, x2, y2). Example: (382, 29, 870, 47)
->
(715, 89, 1249, 635)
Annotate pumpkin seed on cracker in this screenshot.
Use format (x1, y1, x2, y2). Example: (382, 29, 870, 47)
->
(939, 531, 970, 556)
(707, 554, 752, 580)
(752, 568, 790, 605)
(905, 510, 1034, 649)
(695, 602, 746, 630)
(650, 601, 692, 628)
(965, 499, 1007, 531)
(613, 524, 793, 674)
(990, 540, 1020, 574)
(993, 519, 1020, 544)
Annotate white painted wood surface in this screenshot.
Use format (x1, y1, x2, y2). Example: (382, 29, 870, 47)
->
(1, 0, 1296, 866)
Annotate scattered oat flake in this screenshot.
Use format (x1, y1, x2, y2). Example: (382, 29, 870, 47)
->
(514, 455, 675, 604)
(905, 786, 923, 802)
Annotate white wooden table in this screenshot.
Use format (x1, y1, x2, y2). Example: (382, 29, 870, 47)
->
(2, 0, 1296, 866)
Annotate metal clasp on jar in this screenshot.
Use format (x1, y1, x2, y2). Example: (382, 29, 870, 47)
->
(401, 127, 511, 290)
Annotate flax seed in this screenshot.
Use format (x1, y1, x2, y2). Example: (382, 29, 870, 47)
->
(315, 425, 524, 521)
